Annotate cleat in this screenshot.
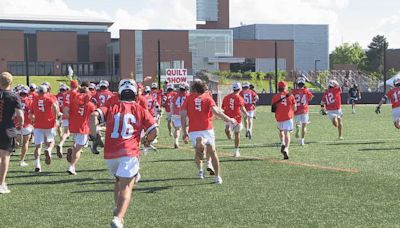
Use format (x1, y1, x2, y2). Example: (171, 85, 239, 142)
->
(215, 176, 223, 185)
(207, 166, 215, 176)
(245, 130, 249, 138)
(0, 185, 11, 194)
(67, 167, 77, 175)
(280, 145, 285, 154)
(56, 145, 63, 158)
(142, 148, 149, 156)
(150, 145, 158, 151)
(282, 149, 289, 160)
(338, 137, 344, 140)
(19, 161, 28, 167)
(198, 170, 204, 179)
(110, 216, 124, 228)
(174, 143, 179, 149)
(90, 144, 100, 155)
(34, 167, 41, 173)
(234, 149, 240, 158)
(299, 139, 305, 146)
(67, 148, 73, 163)
(44, 150, 51, 165)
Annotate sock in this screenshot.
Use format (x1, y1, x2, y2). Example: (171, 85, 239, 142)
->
(35, 159, 40, 167)
(174, 137, 178, 144)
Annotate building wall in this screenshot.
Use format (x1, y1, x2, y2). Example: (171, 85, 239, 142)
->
(119, 30, 135, 79)
(233, 40, 295, 72)
(0, 30, 25, 72)
(36, 31, 77, 75)
(197, 0, 229, 29)
(89, 32, 111, 63)
(142, 30, 192, 81)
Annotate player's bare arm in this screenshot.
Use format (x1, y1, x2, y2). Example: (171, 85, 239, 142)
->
(15, 108, 24, 129)
(180, 109, 188, 141)
(211, 106, 237, 124)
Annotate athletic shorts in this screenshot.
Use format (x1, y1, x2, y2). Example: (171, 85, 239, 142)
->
(295, 114, 309, 124)
(166, 112, 172, 121)
(34, 128, 55, 145)
(0, 128, 18, 152)
(188, 129, 215, 147)
(247, 110, 255, 118)
(392, 107, 400, 121)
(106, 156, 140, 179)
(327, 109, 343, 121)
(72, 133, 88, 146)
(172, 115, 182, 128)
(62, 119, 69, 128)
(348, 97, 359, 103)
(225, 122, 243, 133)
(277, 119, 294, 132)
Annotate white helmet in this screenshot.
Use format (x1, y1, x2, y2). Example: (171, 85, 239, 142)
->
(38, 85, 48, 93)
(179, 82, 189, 90)
(19, 86, 29, 94)
(232, 82, 241, 91)
(328, 80, 339, 88)
(167, 83, 174, 90)
(144, 86, 151, 93)
(242, 82, 250, 88)
(394, 78, 400, 86)
(29, 83, 37, 90)
(99, 80, 109, 88)
(297, 77, 306, 85)
(118, 79, 137, 95)
(151, 82, 158, 89)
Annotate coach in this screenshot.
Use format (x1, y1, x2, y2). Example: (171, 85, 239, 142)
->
(0, 72, 24, 194)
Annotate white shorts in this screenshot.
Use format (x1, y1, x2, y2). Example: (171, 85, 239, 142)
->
(166, 112, 172, 121)
(277, 119, 294, 132)
(106, 156, 140, 179)
(327, 109, 343, 121)
(392, 107, 400, 121)
(295, 114, 310, 124)
(247, 110, 255, 118)
(62, 119, 69, 127)
(17, 125, 34, 136)
(72, 133, 88, 146)
(34, 128, 55, 145)
(172, 115, 182, 128)
(189, 129, 215, 147)
(225, 122, 243, 133)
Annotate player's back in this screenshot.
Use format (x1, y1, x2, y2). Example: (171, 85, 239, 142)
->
(95, 90, 114, 107)
(323, 87, 342, 110)
(240, 90, 258, 110)
(172, 92, 188, 116)
(222, 93, 244, 121)
(272, 92, 295, 122)
(32, 94, 56, 129)
(183, 93, 215, 132)
(292, 88, 313, 115)
(69, 94, 96, 134)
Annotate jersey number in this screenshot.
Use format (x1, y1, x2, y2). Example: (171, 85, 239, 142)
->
(38, 100, 45, 112)
(325, 93, 335, 105)
(243, 94, 252, 104)
(175, 97, 186, 108)
(393, 91, 400, 103)
(111, 113, 137, 139)
(295, 94, 307, 106)
(195, 98, 202, 111)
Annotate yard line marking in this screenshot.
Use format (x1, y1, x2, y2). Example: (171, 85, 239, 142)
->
(156, 144, 359, 173)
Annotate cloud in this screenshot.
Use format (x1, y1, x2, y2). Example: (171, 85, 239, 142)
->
(375, 12, 400, 49)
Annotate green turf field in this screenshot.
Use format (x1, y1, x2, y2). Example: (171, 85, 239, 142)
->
(12, 76, 71, 93)
(1, 104, 400, 227)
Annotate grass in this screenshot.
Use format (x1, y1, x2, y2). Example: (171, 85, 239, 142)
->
(12, 76, 71, 93)
(2, 104, 400, 227)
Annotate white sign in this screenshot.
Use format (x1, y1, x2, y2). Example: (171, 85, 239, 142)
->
(161, 68, 193, 84)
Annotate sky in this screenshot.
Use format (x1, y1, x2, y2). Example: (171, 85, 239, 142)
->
(1, 0, 400, 52)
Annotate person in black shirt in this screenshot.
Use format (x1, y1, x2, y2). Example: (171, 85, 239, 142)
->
(348, 84, 361, 114)
(0, 72, 24, 194)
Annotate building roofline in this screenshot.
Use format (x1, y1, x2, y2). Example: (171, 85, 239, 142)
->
(0, 17, 114, 27)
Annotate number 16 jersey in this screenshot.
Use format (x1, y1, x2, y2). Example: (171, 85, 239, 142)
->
(97, 101, 156, 159)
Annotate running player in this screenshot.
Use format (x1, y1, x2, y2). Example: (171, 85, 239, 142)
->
(348, 84, 361, 114)
(31, 85, 60, 172)
(151, 83, 162, 124)
(17, 86, 33, 167)
(63, 81, 96, 175)
(376, 78, 400, 128)
(89, 79, 158, 228)
(292, 78, 314, 146)
(56, 84, 67, 141)
(181, 80, 237, 184)
(170, 82, 189, 148)
(93, 80, 113, 107)
(163, 84, 176, 137)
(28, 83, 38, 100)
(222, 82, 247, 158)
(239, 82, 259, 139)
(271, 81, 296, 159)
(321, 80, 343, 139)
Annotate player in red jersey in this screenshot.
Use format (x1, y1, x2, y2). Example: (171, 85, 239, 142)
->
(90, 79, 158, 228)
(93, 80, 113, 107)
(292, 78, 314, 146)
(170, 82, 189, 148)
(63, 81, 96, 175)
(163, 84, 177, 137)
(321, 80, 343, 139)
(271, 81, 296, 160)
(16, 86, 33, 167)
(151, 83, 162, 124)
(376, 78, 400, 128)
(89, 83, 97, 96)
(28, 83, 38, 100)
(57, 80, 79, 155)
(30, 85, 60, 172)
(144, 86, 157, 117)
(55, 84, 68, 141)
(239, 82, 259, 139)
(136, 83, 148, 110)
(222, 82, 247, 158)
(181, 80, 236, 184)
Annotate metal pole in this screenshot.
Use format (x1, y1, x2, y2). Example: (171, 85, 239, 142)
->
(274, 40, 278, 93)
(157, 40, 161, 89)
(24, 36, 30, 86)
(383, 41, 387, 94)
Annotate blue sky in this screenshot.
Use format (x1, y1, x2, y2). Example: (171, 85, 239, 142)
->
(2, 0, 400, 51)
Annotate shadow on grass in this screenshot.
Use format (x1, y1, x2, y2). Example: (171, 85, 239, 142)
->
(219, 158, 259, 163)
(220, 144, 278, 149)
(325, 141, 386, 146)
(358, 147, 400, 151)
(7, 169, 107, 179)
(151, 158, 193, 163)
(8, 178, 99, 186)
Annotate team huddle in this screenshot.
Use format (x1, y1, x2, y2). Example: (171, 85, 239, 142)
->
(2, 70, 399, 228)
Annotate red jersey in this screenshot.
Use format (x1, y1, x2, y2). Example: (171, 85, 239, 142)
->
(137, 95, 148, 110)
(68, 94, 96, 134)
(98, 101, 156, 159)
(144, 94, 157, 116)
(15, 97, 32, 128)
(386, 87, 400, 108)
(171, 92, 189, 116)
(182, 93, 216, 132)
(28, 91, 38, 100)
(239, 90, 258, 111)
(64, 89, 79, 107)
(56, 92, 65, 112)
(272, 92, 296, 122)
(32, 94, 57, 129)
(222, 93, 245, 123)
(151, 90, 162, 107)
(93, 90, 114, 107)
(292, 88, 313, 115)
(322, 87, 342, 110)
(163, 91, 177, 113)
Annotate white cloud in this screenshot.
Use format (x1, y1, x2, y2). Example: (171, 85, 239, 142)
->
(0, 0, 348, 51)
(375, 12, 400, 49)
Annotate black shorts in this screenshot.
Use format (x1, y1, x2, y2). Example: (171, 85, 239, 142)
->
(0, 129, 17, 153)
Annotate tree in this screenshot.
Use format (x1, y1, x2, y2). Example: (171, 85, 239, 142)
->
(330, 42, 366, 70)
(366, 35, 388, 72)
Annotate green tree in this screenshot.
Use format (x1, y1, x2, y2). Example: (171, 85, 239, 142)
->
(366, 35, 388, 72)
(330, 42, 366, 70)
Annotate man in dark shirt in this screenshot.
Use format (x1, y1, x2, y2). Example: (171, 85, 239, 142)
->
(348, 84, 361, 114)
(0, 72, 24, 194)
